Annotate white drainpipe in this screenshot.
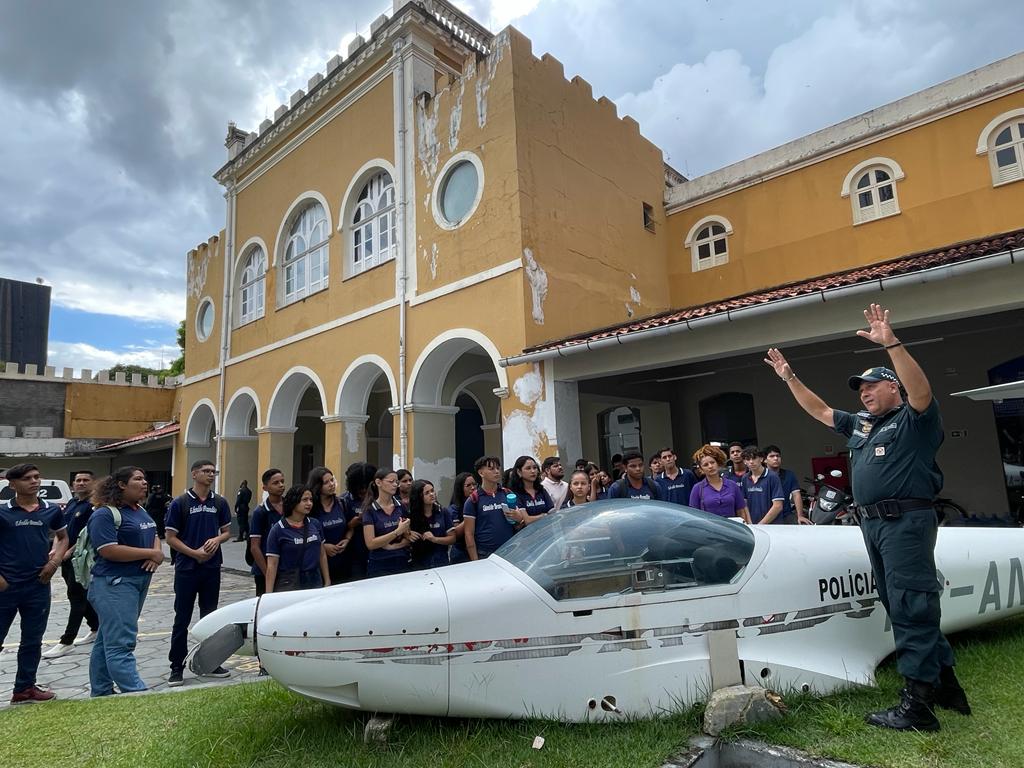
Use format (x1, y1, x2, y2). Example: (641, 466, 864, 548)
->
(498, 248, 1022, 368)
(396, 44, 409, 467)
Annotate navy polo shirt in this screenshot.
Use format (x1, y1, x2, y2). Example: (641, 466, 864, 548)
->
(463, 485, 516, 556)
(312, 497, 348, 546)
(834, 400, 944, 506)
(773, 468, 801, 518)
(63, 496, 94, 549)
(412, 505, 454, 568)
(338, 491, 367, 567)
(89, 504, 158, 578)
(266, 517, 324, 574)
(657, 469, 698, 506)
(742, 470, 785, 524)
(165, 490, 232, 571)
(611, 478, 665, 500)
(512, 487, 554, 517)
(362, 502, 409, 569)
(248, 500, 283, 576)
(0, 500, 66, 584)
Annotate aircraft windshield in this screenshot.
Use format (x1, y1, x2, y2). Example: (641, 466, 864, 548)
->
(495, 500, 756, 601)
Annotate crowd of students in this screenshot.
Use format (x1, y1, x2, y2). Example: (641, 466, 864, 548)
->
(0, 440, 805, 702)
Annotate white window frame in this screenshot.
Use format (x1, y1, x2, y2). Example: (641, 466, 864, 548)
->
(976, 109, 1024, 187)
(841, 157, 904, 225)
(339, 160, 400, 281)
(274, 194, 331, 307)
(350, 171, 396, 276)
(432, 151, 485, 231)
(685, 215, 733, 272)
(234, 240, 267, 327)
(195, 296, 215, 342)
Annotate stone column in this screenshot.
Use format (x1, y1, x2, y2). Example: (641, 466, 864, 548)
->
(408, 404, 459, 504)
(219, 435, 258, 536)
(553, 380, 583, 465)
(480, 423, 502, 459)
(256, 426, 297, 483)
(321, 416, 343, 474)
(339, 414, 370, 470)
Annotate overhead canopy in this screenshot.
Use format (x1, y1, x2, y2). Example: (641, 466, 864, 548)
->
(950, 380, 1024, 402)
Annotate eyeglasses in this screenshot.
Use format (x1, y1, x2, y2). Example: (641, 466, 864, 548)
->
(198, 469, 219, 475)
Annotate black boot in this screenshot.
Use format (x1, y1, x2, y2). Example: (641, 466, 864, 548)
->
(934, 666, 971, 715)
(865, 680, 940, 732)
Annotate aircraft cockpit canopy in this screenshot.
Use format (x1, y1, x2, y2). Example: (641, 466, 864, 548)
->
(496, 500, 756, 601)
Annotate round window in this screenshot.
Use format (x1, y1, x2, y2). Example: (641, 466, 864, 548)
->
(196, 299, 215, 342)
(439, 160, 479, 225)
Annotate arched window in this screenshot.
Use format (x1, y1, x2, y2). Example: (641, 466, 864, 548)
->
(351, 171, 396, 275)
(237, 246, 266, 326)
(283, 202, 329, 303)
(685, 215, 733, 272)
(841, 158, 904, 225)
(977, 111, 1024, 186)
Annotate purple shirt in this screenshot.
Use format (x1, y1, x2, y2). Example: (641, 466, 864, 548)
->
(688, 478, 747, 518)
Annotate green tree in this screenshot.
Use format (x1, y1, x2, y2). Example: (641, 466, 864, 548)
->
(168, 319, 185, 376)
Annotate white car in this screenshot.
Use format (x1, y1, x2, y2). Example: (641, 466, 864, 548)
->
(190, 500, 1024, 721)
(0, 477, 72, 507)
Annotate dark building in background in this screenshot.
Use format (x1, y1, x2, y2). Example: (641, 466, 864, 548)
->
(0, 278, 50, 370)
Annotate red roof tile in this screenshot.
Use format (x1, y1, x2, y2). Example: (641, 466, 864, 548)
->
(98, 422, 180, 451)
(522, 228, 1024, 355)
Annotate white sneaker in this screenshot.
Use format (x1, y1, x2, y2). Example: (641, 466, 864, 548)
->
(73, 630, 99, 646)
(42, 643, 74, 659)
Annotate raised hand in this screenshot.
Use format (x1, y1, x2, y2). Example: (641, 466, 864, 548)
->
(855, 303, 898, 347)
(764, 347, 794, 380)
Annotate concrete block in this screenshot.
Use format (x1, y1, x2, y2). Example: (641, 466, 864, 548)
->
(326, 54, 343, 74)
(61, 367, 73, 379)
(703, 685, 784, 736)
(370, 13, 389, 35)
(114, 371, 126, 385)
(44, 366, 55, 377)
(259, 119, 272, 134)
(245, 131, 257, 146)
(4, 362, 17, 375)
(307, 72, 323, 91)
(347, 35, 365, 57)
(363, 715, 393, 745)
(25, 364, 38, 376)
(131, 373, 143, 385)
(80, 368, 92, 380)
(274, 104, 288, 121)
(289, 89, 305, 108)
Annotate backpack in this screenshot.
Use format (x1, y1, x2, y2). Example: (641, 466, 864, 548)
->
(72, 505, 121, 587)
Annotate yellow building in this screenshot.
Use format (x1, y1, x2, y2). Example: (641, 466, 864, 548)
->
(177, 0, 1024, 516)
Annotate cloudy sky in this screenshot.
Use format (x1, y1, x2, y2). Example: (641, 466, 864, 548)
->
(2, 0, 1020, 374)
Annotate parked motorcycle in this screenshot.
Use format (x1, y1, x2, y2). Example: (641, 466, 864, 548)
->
(807, 469, 855, 525)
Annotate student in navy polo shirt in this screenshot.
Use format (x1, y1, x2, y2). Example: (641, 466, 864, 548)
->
(43, 469, 99, 658)
(265, 485, 330, 592)
(562, 470, 592, 508)
(464, 455, 524, 560)
(362, 468, 413, 577)
(409, 480, 456, 569)
(447, 471, 477, 564)
(656, 447, 698, 507)
(308, 466, 353, 585)
(609, 450, 666, 500)
(338, 462, 375, 581)
(86, 466, 162, 697)
(249, 468, 286, 595)
(722, 442, 748, 485)
(164, 459, 232, 687)
(765, 445, 810, 525)
(0, 463, 69, 704)
(740, 446, 786, 525)
(508, 455, 555, 523)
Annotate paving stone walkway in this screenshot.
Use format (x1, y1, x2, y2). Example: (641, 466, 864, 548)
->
(0, 540, 258, 707)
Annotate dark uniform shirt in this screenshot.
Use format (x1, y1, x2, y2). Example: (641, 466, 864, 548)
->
(63, 496, 94, 549)
(0, 500, 66, 583)
(833, 399, 944, 506)
(164, 490, 232, 571)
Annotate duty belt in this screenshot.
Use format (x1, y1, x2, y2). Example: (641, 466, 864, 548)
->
(855, 498, 933, 521)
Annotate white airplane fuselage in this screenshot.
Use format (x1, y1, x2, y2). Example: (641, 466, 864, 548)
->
(192, 525, 1024, 721)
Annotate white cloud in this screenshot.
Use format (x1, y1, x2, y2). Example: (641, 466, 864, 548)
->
(47, 341, 180, 376)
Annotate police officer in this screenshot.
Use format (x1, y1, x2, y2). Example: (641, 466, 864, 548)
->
(765, 303, 969, 732)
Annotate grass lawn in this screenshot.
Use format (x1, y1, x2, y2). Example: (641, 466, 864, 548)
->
(2, 616, 1021, 768)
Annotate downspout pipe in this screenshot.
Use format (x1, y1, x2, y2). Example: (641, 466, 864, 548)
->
(396, 43, 409, 467)
(498, 248, 1021, 369)
(215, 183, 236, 491)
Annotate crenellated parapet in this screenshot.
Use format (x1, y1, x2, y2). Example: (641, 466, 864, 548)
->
(0, 362, 181, 388)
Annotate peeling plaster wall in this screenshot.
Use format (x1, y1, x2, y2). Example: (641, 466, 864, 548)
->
(502, 362, 557, 462)
(508, 29, 671, 349)
(184, 234, 225, 377)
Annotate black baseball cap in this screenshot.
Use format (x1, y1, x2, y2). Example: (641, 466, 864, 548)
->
(848, 366, 901, 390)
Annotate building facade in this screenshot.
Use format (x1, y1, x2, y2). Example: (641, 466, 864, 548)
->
(176, 0, 1024, 516)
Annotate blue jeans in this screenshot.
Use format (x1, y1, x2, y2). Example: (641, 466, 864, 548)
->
(87, 573, 151, 696)
(0, 579, 51, 693)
